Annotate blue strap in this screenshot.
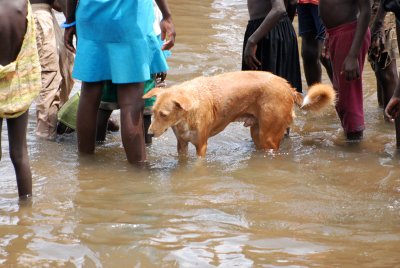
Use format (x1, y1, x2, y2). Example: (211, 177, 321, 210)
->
(60, 21, 76, 28)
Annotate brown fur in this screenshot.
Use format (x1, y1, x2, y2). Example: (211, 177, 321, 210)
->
(143, 71, 335, 157)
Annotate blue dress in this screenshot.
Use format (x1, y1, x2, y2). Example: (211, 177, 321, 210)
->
(73, 0, 168, 83)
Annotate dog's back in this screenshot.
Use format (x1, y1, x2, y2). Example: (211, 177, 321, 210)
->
(186, 71, 297, 123)
(144, 71, 335, 156)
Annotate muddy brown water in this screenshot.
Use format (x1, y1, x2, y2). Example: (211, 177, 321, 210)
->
(1, 0, 400, 267)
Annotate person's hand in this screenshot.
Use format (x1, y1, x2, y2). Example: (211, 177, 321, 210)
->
(341, 55, 359, 81)
(385, 96, 400, 122)
(370, 23, 385, 59)
(155, 72, 167, 87)
(321, 38, 330, 60)
(64, 26, 76, 53)
(243, 39, 261, 70)
(160, 17, 176, 50)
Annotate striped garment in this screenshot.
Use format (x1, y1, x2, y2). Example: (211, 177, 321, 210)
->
(0, 2, 41, 118)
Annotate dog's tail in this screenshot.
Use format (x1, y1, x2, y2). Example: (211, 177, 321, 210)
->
(292, 83, 336, 113)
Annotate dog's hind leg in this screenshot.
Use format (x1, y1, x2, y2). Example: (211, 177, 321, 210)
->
(257, 121, 287, 150)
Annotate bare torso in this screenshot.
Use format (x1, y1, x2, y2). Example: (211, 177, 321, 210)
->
(247, 0, 289, 20)
(0, 0, 27, 65)
(319, 0, 359, 28)
(30, 0, 54, 5)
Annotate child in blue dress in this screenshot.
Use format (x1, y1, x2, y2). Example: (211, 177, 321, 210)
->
(64, 0, 175, 163)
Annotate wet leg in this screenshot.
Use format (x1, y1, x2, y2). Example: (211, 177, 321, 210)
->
(177, 139, 189, 155)
(77, 82, 103, 154)
(250, 124, 261, 148)
(376, 59, 398, 112)
(195, 141, 208, 157)
(7, 111, 32, 197)
(320, 50, 333, 83)
(257, 120, 286, 150)
(301, 33, 322, 85)
(0, 118, 2, 161)
(117, 83, 146, 163)
(96, 109, 113, 142)
(143, 114, 152, 144)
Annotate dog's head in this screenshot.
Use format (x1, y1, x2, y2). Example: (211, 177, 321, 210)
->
(143, 87, 193, 137)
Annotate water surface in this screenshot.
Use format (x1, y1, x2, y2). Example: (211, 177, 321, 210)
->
(1, 0, 400, 267)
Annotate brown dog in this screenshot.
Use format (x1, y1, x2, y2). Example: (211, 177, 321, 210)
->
(143, 71, 335, 157)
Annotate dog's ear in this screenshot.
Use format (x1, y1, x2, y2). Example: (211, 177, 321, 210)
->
(143, 87, 163, 99)
(173, 94, 192, 111)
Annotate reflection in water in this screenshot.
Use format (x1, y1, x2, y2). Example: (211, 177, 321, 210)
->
(1, 0, 400, 267)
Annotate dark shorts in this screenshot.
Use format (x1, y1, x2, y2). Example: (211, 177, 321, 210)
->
(242, 14, 302, 92)
(297, 3, 326, 40)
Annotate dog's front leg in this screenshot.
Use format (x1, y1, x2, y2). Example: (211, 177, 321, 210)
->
(195, 140, 208, 157)
(177, 139, 189, 155)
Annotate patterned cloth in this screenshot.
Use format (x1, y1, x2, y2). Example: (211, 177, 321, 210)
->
(0, 2, 41, 118)
(33, 3, 75, 139)
(368, 0, 398, 70)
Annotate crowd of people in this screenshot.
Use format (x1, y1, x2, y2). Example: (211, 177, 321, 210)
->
(1, 0, 400, 198)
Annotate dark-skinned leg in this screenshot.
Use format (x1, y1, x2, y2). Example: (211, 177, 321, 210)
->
(396, 20, 400, 148)
(0, 118, 3, 161)
(7, 111, 32, 197)
(301, 33, 322, 85)
(377, 59, 398, 111)
(96, 109, 113, 142)
(375, 78, 384, 107)
(76, 82, 103, 154)
(320, 46, 333, 83)
(143, 114, 152, 144)
(117, 83, 146, 163)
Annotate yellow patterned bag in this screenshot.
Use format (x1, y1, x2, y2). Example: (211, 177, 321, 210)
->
(0, 2, 41, 118)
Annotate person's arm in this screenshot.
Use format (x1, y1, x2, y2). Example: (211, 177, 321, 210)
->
(64, 0, 78, 53)
(52, 0, 67, 15)
(370, 1, 386, 55)
(341, 0, 371, 81)
(243, 0, 286, 69)
(286, 0, 297, 22)
(154, 0, 176, 50)
(385, 83, 400, 120)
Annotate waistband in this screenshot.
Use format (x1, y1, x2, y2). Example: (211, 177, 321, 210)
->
(326, 20, 357, 36)
(248, 13, 288, 24)
(31, 3, 52, 12)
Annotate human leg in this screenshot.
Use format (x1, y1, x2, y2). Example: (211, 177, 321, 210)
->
(301, 33, 323, 85)
(96, 109, 113, 142)
(117, 83, 146, 163)
(298, 4, 321, 85)
(328, 23, 370, 139)
(33, 6, 62, 139)
(0, 118, 2, 161)
(376, 59, 398, 111)
(7, 111, 32, 197)
(77, 82, 103, 154)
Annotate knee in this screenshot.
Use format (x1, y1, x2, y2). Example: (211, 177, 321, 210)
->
(302, 45, 319, 62)
(9, 148, 28, 168)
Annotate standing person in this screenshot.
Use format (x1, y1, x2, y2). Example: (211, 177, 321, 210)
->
(369, 0, 398, 115)
(31, 0, 74, 140)
(297, 0, 333, 85)
(319, 0, 371, 141)
(0, 0, 42, 198)
(242, 0, 302, 93)
(95, 1, 171, 145)
(382, 0, 400, 148)
(64, 0, 175, 164)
